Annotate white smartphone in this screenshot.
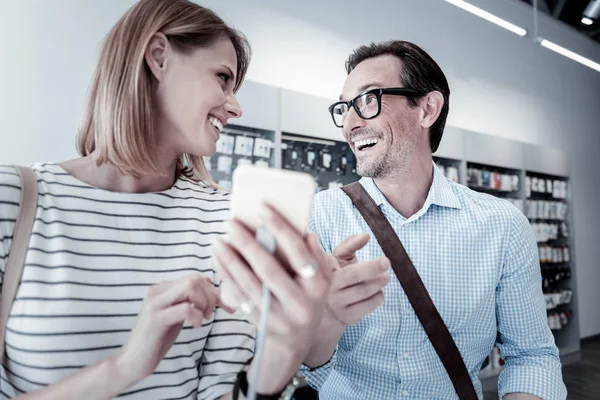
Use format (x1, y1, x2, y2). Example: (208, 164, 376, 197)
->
(229, 165, 317, 234)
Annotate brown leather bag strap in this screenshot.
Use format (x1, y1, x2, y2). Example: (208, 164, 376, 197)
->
(341, 182, 478, 400)
(0, 166, 38, 363)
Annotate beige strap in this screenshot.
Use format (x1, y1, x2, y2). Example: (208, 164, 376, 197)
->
(0, 166, 38, 363)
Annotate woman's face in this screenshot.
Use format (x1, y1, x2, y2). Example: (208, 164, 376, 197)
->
(148, 35, 242, 159)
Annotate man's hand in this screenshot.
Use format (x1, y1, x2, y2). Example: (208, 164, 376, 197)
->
(326, 233, 390, 326)
(303, 232, 389, 369)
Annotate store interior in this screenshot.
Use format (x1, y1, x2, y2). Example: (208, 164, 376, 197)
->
(1, 0, 599, 398)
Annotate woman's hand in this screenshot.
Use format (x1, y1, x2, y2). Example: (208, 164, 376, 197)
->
(212, 204, 333, 395)
(115, 275, 222, 386)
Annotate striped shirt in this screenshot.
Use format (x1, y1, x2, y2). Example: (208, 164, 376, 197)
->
(0, 163, 255, 400)
(302, 163, 566, 399)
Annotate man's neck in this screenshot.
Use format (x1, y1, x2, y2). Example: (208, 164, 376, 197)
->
(373, 157, 434, 219)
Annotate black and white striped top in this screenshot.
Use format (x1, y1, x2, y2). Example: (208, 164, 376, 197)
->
(0, 163, 255, 400)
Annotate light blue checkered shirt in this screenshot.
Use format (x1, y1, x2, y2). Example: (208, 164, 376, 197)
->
(303, 163, 566, 400)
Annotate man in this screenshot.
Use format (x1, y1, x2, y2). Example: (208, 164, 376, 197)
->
(302, 41, 566, 399)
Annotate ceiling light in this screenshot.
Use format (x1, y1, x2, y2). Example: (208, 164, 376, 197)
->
(583, 0, 600, 21)
(444, 0, 528, 36)
(581, 17, 594, 25)
(540, 39, 600, 72)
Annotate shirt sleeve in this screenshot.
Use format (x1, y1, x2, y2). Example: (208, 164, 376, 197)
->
(196, 305, 256, 400)
(496, 209, 567, 400)
(0, 165, 22, 291)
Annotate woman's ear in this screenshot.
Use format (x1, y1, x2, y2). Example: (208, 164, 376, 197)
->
(145, 32, 171, 82)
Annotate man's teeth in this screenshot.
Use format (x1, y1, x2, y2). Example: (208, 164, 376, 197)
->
(208, 116, 223, 132)
(355, 138, 379, 149)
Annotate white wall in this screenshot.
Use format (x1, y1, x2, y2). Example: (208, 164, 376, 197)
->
(1, 0, 600, 338)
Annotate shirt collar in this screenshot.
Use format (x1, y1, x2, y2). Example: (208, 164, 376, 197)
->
(358, 161, 462, 212)
(428, 161, 462, 210)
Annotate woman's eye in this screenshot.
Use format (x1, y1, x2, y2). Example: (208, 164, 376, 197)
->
(218, 73, 230, 83)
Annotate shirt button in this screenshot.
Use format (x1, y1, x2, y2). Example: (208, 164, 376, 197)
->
(402, 352, 409, 359)
(403, 390, 409, 396)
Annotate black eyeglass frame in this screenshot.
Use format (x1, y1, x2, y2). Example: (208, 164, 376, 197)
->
(328, 87, 424, 128)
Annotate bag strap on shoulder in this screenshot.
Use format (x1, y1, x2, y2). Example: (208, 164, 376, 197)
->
(341, 182, 478, 400)
(0, 166, 38, 363)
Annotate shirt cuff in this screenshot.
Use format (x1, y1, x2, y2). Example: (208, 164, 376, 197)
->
(299, 348, 338, 391)
(498, 364, 567, 400)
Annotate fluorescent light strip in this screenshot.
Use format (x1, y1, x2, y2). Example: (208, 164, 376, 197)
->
(540, 39, 600, 72)
(444, 0, 527, 36)
(581, 17, 594, 26)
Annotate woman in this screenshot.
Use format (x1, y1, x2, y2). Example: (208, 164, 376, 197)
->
(0, 0, 331, 399)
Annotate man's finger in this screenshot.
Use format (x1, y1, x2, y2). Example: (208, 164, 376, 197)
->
(343, 292, 385, 322)
(336, 273, 390, 306)
(332, 233, 371, 267)
(334, 257, 390, 290)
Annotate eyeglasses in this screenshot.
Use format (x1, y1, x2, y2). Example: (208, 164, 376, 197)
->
(328, 87, 423, 128)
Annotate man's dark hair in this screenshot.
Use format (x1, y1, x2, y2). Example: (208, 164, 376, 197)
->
(345, 41, 450, 153)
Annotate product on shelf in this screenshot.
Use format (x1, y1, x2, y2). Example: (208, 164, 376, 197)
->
(547, 309, 573, 331)
(531, 222, 561, 242)
(281, 133, 360, 192)
(544, 290, 573, 310)
(207, 125, 276, 186)
(538, 245, 571, 264)
(215, 133, 235, 155)
(525, 200, 568, 220)
(434, 160, 460, 183)
(466, 166, 519, 192)
(526, 176, 569, 199)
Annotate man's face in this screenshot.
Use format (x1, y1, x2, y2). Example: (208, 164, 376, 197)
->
(339, 55, 424, 179)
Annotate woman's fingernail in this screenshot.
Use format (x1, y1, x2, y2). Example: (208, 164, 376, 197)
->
(298, 261, 318, 279)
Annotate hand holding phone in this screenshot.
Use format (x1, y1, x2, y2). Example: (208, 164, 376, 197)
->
(211, 166, 332, 396)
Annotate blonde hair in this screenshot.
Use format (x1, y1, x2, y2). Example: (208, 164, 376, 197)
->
(77, 0, 251, 185)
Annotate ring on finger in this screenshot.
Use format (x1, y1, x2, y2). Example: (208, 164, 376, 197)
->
(239, 301, 254, 315)
(298, 260, 318, 279)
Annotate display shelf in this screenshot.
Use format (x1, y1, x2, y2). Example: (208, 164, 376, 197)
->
(524, 168, 578, 351)
(466, 162, 522, 198)
(465, 161, 524, 215)
(205, 124, 276, 190)
(281, 132, 360, 192)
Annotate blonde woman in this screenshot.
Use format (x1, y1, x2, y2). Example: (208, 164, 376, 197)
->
(0, 0, 331, 399)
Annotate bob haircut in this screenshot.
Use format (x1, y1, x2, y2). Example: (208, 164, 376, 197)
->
(77, 0, 251, 185)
